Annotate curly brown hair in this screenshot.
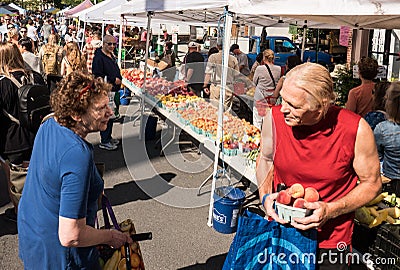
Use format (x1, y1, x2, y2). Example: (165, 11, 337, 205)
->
(50, 71, 112, 129)
(358, 57, 378, 80)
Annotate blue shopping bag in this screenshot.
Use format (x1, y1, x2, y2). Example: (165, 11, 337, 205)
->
(223, 209, 317, 270)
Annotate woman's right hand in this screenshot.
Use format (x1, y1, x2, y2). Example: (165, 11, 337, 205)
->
(107, 229, 133, 249)
(264, 192, 289, 224)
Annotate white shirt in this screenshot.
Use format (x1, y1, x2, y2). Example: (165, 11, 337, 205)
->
(27, 25, 37, 41)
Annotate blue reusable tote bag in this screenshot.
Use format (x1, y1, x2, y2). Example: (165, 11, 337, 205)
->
(223, 209, 317, 270)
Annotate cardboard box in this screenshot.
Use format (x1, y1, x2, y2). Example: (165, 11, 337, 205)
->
(146, 59, 169, 71)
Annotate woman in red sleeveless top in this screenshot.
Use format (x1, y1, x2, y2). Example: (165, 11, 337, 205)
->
(256, 63, 382, 269)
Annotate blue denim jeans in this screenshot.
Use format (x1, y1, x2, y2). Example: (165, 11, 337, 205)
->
(100, 119, 113, 144)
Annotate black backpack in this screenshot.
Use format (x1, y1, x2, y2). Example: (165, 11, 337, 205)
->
(1, 73, 51, 133)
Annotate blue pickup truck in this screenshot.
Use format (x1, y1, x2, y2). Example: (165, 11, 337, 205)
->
(247, 36, 335, 72)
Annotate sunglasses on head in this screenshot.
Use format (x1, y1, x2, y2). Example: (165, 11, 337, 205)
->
(107, 42, 116, 46)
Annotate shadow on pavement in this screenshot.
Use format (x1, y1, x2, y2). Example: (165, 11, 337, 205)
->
(104, 172, 176, 206)
(0, 212, 18, 237)
(178, 253, 227, 270)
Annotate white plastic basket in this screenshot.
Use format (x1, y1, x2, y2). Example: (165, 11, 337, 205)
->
(275, 202, 313, 222)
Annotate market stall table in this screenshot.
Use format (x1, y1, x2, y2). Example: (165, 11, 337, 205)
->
(122, 77, 258, 187)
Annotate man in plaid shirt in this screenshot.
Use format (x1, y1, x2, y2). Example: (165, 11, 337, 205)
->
(82, 30, 102, 73)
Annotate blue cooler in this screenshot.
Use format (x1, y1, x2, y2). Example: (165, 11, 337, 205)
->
(213, 186, 246, 234)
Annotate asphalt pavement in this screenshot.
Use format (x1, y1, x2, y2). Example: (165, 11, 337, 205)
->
(0, 100, 253, 270)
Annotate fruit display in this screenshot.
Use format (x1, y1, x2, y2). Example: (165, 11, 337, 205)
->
(122, 68, 189, 97)
(245, 149, 259, 169)
(159, 94, 202, 110)
(355, 192, 400, 227)
(246, 86, 255, 97)
(122, 68, 261, 162)
(121, 68, 149, 88)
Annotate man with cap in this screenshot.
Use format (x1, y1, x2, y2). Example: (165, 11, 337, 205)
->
(184, 41, 205, 96)
(203, 40, 239, 108)
(230, 43, 250, 76)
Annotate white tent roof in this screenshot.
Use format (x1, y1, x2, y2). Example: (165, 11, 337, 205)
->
(57, 6, 71, 15)
(8, 3, 26, 16)
(104, 0, 400, 30)
(73, 0, 128, 22)
(231, 0, 400, 29)
(104, 0, 287, 27)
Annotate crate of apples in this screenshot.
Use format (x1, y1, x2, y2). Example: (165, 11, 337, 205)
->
(275, 183, 320, 222)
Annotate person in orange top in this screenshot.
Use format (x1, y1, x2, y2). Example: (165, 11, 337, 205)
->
(345, 57, 378, 117)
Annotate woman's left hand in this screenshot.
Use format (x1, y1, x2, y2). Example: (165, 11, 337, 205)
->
(107, 229, 133, 249)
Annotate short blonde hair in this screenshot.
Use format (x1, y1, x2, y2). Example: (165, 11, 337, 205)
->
(263, 49, 274, 62)
(8, 28, 18, 39)
(284, 63, 335, 112)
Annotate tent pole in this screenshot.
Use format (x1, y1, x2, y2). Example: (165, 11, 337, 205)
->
(101, 22, 105, 40)
(139, 11, 153, 141)
(207, 7, 233, 228)
(117, 15, 124, 68)
(81, 21, 86, 50)
(301, 22, 307, 62)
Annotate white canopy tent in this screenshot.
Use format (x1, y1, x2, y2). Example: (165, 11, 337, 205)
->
(231, 0, 400, 29)
(8, 3, 26, 16)
(73, 0, 128, 23)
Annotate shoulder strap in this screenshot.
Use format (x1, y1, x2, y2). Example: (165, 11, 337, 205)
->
(7, 74, 22, 88)
(265, 64, 276, 88)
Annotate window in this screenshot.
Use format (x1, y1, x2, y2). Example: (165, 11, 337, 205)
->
(370, 29, 400, 81)
(274, 39, 296, 53)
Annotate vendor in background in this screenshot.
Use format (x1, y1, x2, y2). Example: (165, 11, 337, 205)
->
(158, 41, 176, 81)
(230, 43, 250, 77)
(258, 63, 381, 269)
(374, 81, 400, 195)
(345, 57, 378, 117)
(184, 41, 204, 97)
(203, 40, 239, 109)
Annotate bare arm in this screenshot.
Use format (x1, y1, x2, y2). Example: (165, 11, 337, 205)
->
(203, 73, 211, 94)
(186, 68, 194, 82)
(59, 216, 132, 248)
(60, 58, 67, 76)
(256, 108, 274, 196)
(292, 118, 382, 230)
(256, 109, 288, 223)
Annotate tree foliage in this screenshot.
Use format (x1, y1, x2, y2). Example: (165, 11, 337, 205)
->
(334, 65, 360, 107)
